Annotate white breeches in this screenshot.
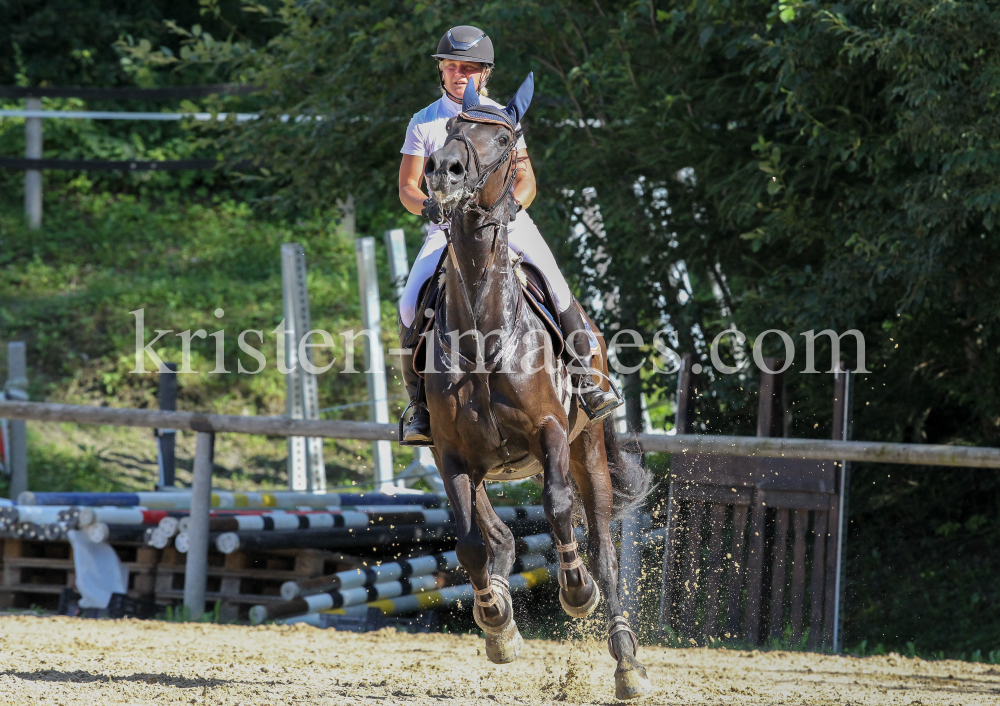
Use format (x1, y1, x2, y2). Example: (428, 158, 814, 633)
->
(399, 216, 573, 328)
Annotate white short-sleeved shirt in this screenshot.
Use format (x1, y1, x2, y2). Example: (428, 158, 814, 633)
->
(401, 95, 534, 238)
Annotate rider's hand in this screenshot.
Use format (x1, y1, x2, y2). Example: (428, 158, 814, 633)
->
(507, 193, 522, 222)
(421, 198, 444, 224)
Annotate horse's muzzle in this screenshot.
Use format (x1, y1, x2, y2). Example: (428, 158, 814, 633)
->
(425, 146, 468, 200)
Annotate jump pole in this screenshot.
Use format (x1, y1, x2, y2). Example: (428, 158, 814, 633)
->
(316, 562, 558, 620)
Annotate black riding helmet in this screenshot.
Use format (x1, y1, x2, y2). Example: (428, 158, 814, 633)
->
(432, 25, 495, 66)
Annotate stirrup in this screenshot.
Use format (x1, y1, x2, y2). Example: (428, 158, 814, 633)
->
(398, 400, 434, 447)
(607, 615, 639, 661)
(576, 380, 623, 422)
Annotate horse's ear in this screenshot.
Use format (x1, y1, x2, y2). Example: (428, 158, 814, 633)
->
(504, 72, 534, 124)
(462, 79, 481, 111)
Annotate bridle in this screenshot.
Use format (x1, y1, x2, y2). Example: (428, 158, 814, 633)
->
(444, 109, 520, 227)
(437, 109, 523, 334)
(435, 110, 525, 475)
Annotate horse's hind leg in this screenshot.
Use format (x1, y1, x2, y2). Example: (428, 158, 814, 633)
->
(569, 428, 652, 700)
(438, 453, 521, 663)
(538, 417, 601, 618)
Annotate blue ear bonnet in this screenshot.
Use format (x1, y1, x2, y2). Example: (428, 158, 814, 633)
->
(461, 72, 534, 130)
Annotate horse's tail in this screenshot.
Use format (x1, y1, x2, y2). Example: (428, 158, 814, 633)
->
(603, 417, 654, 521)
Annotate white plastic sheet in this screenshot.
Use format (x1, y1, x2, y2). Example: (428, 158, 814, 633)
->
(67, 529, 129, 608)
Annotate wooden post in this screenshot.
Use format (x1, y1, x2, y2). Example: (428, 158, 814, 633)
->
(675, 353, 695, 435)
(756, 358, 784, 438)
(830, 363, 853, 652)
(748, 358, 784, 643)
(7, 343, 28, 500)
(658, 355, 695, 637)
(183, 431, 215, 619)
(355, 236, 394, 491)
(156, 363, 178, 488)
(24, 97, 42, 229)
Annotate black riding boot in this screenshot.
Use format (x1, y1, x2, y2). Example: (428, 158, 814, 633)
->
(399, 326, 433, 447)
(559, 301, 622, 422)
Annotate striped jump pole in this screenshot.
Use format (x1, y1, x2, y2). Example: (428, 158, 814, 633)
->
(250, 574, 439, 625)
(284, 562, 558, 626)
(179, 508, 451, 534)
(281, 526, 584, 600)
(211, 512, 551, 555)
(17, 490, 444, 509)
(255, 554, 548, 624)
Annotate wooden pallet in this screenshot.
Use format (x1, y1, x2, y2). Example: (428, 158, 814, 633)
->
(154, 547, 362, 621)
(0, 537, 158, 611)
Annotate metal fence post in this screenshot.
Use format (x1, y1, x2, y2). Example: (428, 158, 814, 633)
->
(156, 362, 178, 488)
(24, 97, 42, 229)
(619, 370, 644, 620)
(6, 343, 28, 499)
(280, 244, 326, 493)
(832, 364, 854, 653)
(183, 431, 215, 619)
(355, 237, 394, 491)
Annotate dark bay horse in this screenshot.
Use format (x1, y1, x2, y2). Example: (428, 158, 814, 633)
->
(417, 75, 653, 700)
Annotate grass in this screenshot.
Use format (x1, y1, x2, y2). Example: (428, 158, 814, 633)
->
(0, 184, 429, 492)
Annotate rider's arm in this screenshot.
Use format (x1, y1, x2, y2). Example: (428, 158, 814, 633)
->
(512, 149, 536, 209)
(399, 154, 429, 216)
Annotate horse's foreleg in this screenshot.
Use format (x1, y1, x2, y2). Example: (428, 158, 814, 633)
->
(539, 417, 600, 618)
(474, 485, 516, 578)
(569, 430, 652, 700)
(440, 455, 522, 663)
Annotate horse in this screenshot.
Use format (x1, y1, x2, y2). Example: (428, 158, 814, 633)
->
(415, 74, 653, 700)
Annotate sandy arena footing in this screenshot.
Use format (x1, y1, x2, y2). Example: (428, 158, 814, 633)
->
(1, 615, 998, 705)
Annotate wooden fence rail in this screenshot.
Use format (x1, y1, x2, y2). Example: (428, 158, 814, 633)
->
(1, 400, 999, 468)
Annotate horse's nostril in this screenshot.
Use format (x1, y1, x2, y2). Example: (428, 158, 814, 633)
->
(448, 162, 465, 177)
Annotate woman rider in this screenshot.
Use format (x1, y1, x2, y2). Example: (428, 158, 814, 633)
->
(397, 25, 620, 445)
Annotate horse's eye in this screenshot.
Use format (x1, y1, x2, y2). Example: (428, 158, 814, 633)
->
(498, 135, 509, 146)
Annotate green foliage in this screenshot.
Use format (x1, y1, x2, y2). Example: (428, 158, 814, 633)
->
(0, 428, 130, 498)
(7, 0, 1000, 655)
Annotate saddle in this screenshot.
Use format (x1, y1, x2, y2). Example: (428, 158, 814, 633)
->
(407, 250, 565, 378)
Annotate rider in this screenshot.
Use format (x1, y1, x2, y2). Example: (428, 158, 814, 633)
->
(397, 25, 620, 446)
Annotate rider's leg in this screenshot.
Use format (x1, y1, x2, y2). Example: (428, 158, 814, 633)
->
(509, 220, 621, 421)
(399, 320, 432, 446)
(399, 229, 447, 328)
(398, 230, 446, 445)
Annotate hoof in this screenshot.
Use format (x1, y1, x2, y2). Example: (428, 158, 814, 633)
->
(614, 665, 653, 700)
(559, 579, 601, 619)
(484, 618, 524, 664)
